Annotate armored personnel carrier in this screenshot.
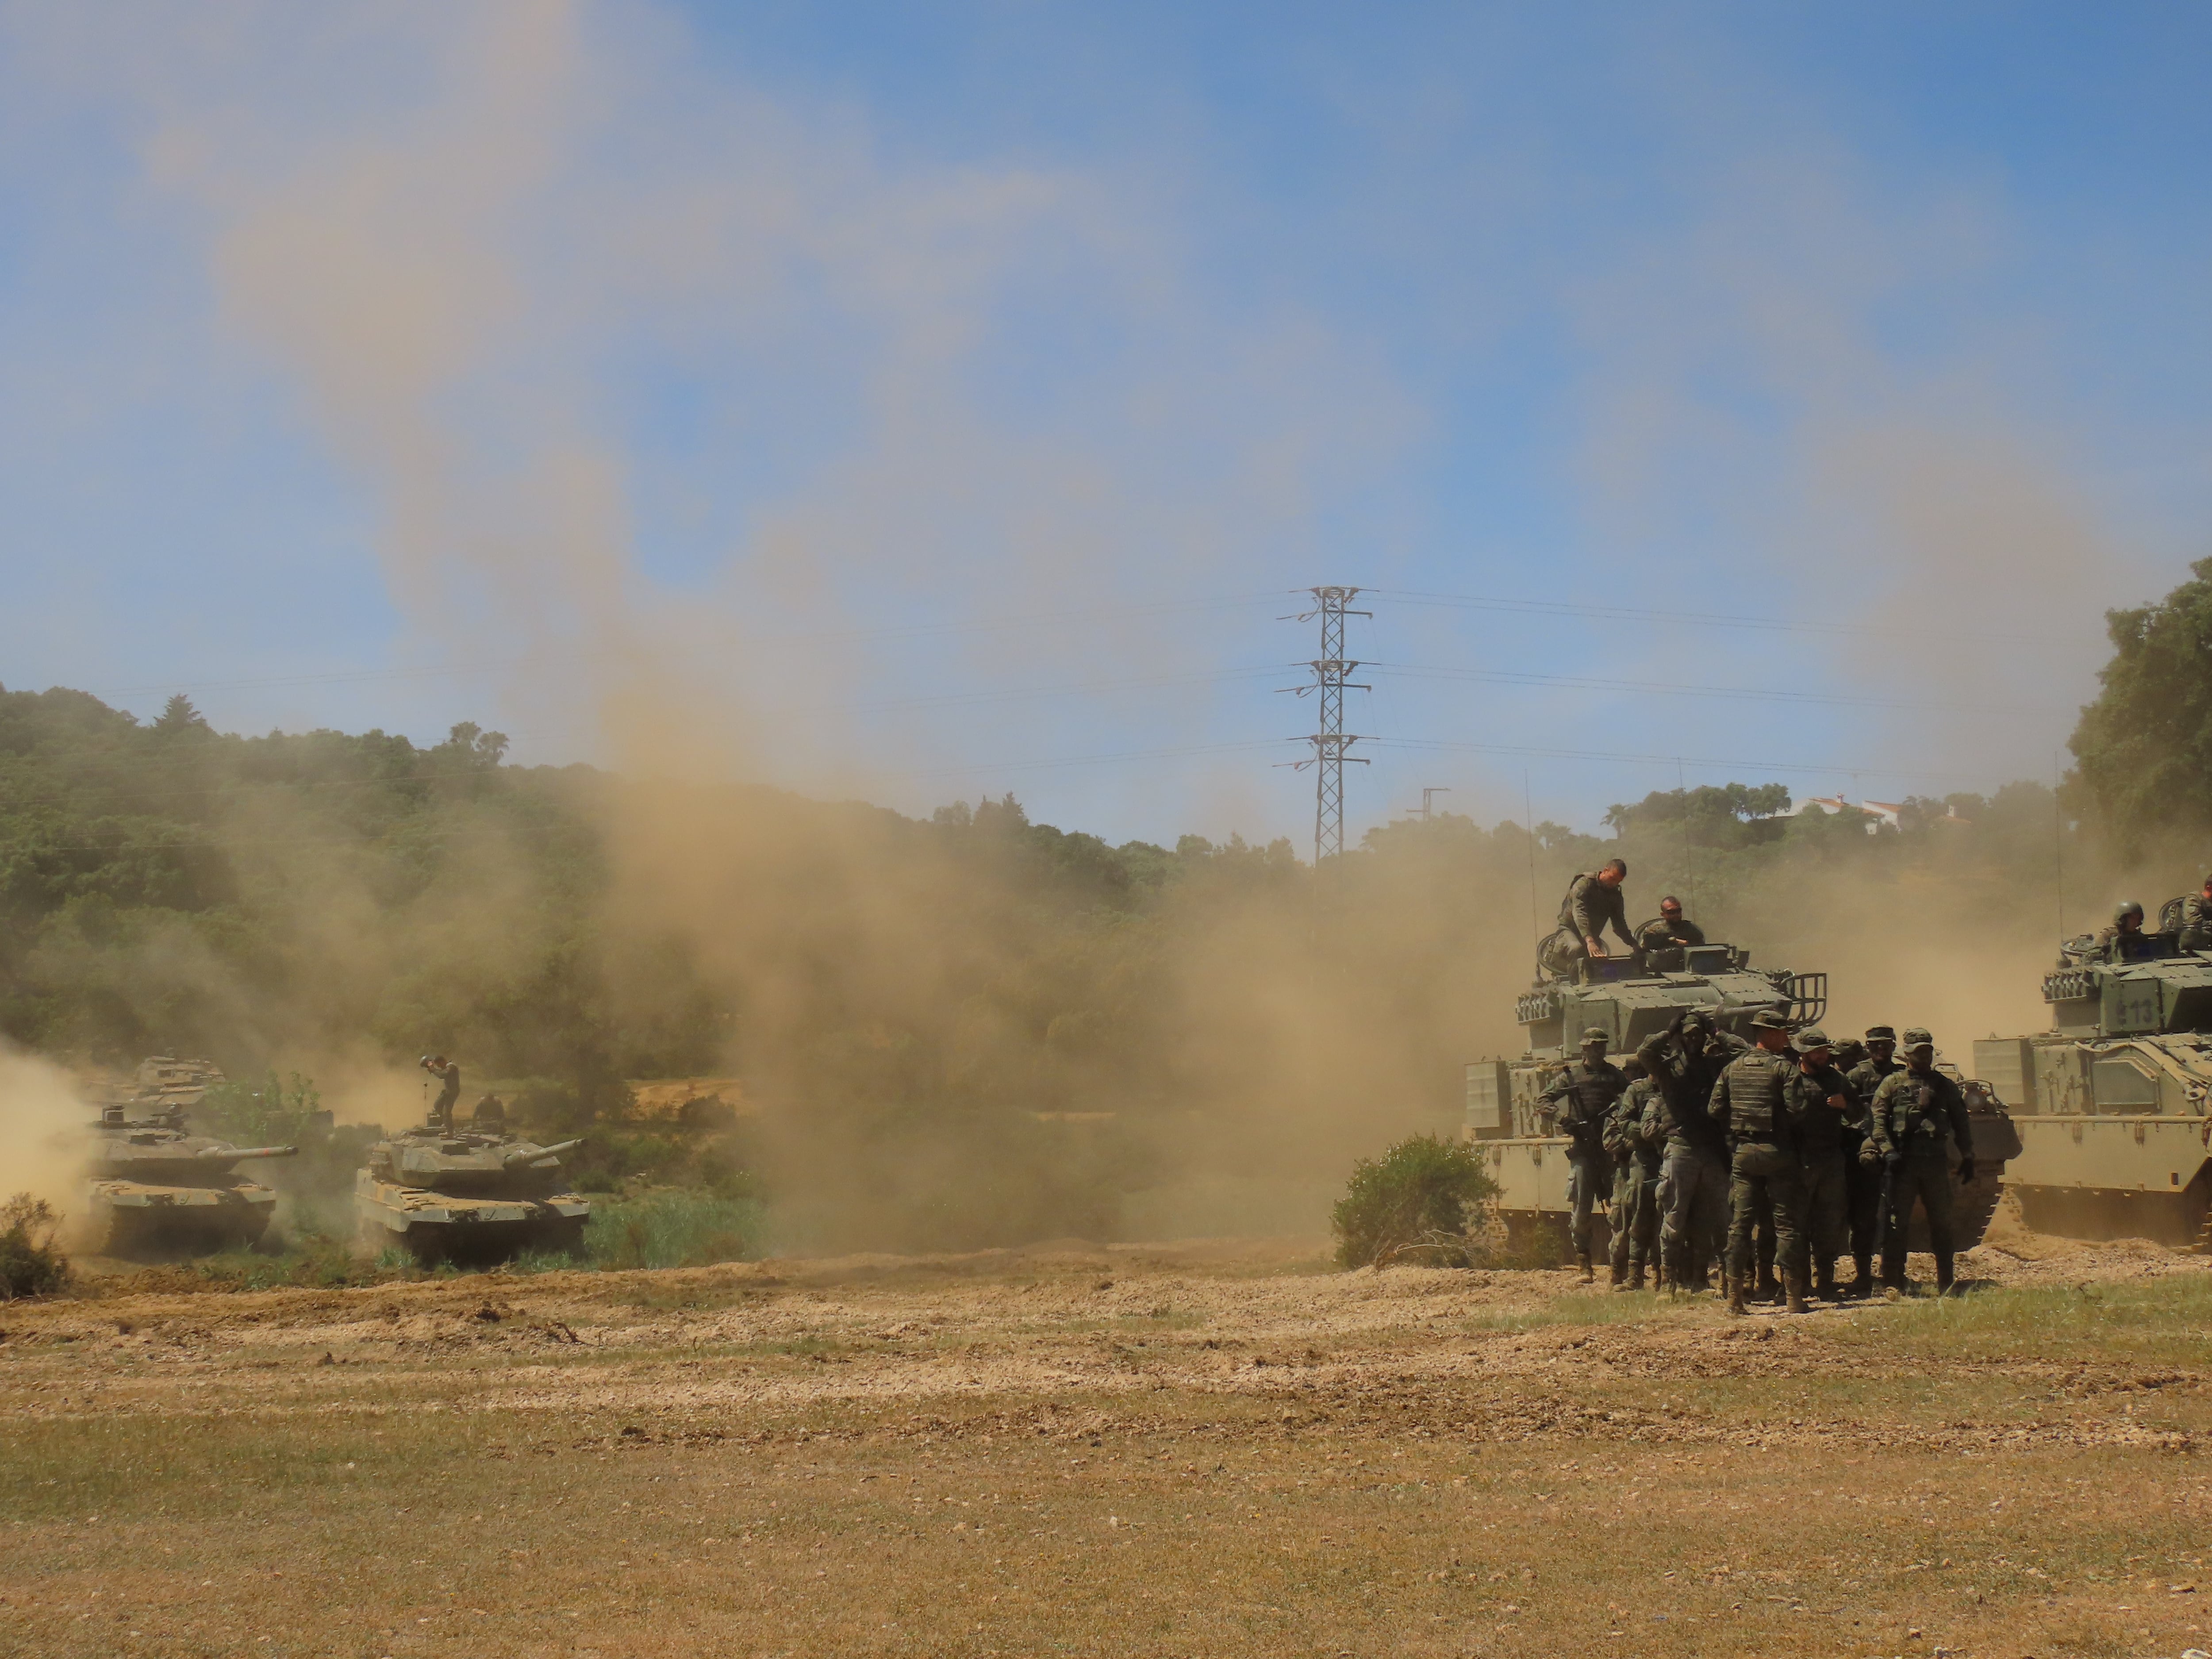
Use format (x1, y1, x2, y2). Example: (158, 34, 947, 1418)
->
(1971, 924, 2212, 1246)
(355, 1114, 590, 1264)
(1466, 941, 2018, 1258)
(85, 1060, 298, 1255)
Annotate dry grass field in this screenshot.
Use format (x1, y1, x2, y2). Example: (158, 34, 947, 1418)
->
(4, 1223, 2212, 1659)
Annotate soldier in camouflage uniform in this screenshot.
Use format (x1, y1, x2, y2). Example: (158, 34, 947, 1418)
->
(2097, 900, 2157, 964)
(1786, 1027, 1858, 1301)
(1538, 1027, 1626, 1284)
(1842, 1025, 1901, 1296)
(1710, 1010, 1811, 1315)
(2180, 877, 2212, 952)
(1638, 1009, 1741, 1294)
(1604, 1058, 1663, 1291)
(1539, 860, 1637, 979)
(1866, 1027, 1976, 1295)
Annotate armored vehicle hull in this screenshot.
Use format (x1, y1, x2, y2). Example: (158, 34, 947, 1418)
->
(355, 1128, 590, 1263)
(1975, 986, 2212, 1247)
(88, 1176, 281, 1253)
(1466, 941, 2016, 1260)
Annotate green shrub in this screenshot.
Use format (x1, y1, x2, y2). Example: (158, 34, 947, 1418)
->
(584, 1190, 766, 1271)
(0, 1194, 72, 1298)
(1330, 1134, 1498, 1269)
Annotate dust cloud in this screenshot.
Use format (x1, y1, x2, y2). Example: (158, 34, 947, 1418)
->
(5, 4, 2192, 1253)
(0, 1045, 93, 1219)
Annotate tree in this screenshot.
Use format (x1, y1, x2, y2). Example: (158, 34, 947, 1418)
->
(152, 693, 211, 736)
(2068, 557, 2212, 848)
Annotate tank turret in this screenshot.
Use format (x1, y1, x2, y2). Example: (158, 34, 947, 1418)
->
(354, 1115, 591, 1264)
(1973, 924, 2212, 1245)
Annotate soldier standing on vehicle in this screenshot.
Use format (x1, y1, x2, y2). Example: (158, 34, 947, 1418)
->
(419, 1054, 461, 1133)
(1866, 1027, 1976, 1296)
(1605, 1058, 1664, 1291)
(1639, 1009, 1741, 1294)
(1538, 1027, 1627, 1285)
(1842, 1025, 1901, 1296)
(1635, 896, 1706, 953)
(1786, 1027, 1857, 1302)
(1709, 1010, 1811, 1315)
(1539, 860, 1638, 979)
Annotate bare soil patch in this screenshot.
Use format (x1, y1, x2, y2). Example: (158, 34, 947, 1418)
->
(3, 1231, 2209, 1656)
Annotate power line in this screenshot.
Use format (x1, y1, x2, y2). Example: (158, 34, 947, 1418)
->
(1364, 585, 2064, 644)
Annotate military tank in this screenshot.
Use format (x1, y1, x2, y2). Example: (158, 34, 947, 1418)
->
(1971, 920, 2212, 1246)
(354, 1109, 590, 1264)
(85, 1060, 299, 1256)
(1465, 941, 2019, 1258)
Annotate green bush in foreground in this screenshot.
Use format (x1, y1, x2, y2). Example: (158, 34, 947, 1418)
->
(1332, 1135, 1498, 1269)
(583, 1190, 766, 1271)
(1, 1194, 72, 1298)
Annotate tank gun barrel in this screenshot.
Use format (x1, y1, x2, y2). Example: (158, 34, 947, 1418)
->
(202, 1144, 299, 1161)
(503, 1138, 582, 1167)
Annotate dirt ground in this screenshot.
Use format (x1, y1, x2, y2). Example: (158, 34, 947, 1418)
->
(4, 1223, 2212, 1659)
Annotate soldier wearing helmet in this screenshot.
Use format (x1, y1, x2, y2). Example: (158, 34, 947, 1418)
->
(1638, 1007, 1743, 1295)
(1840, 1026, 1901, 1295)
(2097, 900, 2156, 964)
(1865, 1027, 1976, 1295)
(1786, 1026, 1859, 1302)
(2179, 876, 2212, 953)
(1537, 1027, 1627, 1284)
(1635, 895, 1706, 954)
(1708, 1009, 1812, 1315)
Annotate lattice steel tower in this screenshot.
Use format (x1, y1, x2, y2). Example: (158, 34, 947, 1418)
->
(1283, 586, 1371, 865)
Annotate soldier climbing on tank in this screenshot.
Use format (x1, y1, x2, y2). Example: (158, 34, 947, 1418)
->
(1537, 1027, 1626, 1285)
(1710, 1010, 1811, 1316)
(1605, 1057, 1664, 1291)
(1639, 1008, 1742, 1295)
(1538, 860, 1637, 980)
(2178, 876, 2212, 952)
(1635, 895, 1706, 954)
(419, 1055, 461, 1133)
(1866, 1027, 1976, 1296)
(1842, 1025, 1901, 1296)
(1786, 1027, 1858, 1302)
(2097, 900, 2157, 964)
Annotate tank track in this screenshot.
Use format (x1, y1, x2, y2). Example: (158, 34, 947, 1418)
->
(1946, 1178, 2006, 1254)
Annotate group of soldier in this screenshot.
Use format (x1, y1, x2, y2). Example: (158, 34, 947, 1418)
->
(1532, 864, 1978, 1313)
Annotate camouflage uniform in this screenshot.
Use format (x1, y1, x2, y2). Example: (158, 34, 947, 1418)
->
(1868, 1048, 1975, 1294)
(429, 1063, 461, 1132)
(1843, 1038, 1901, 1294)
(1784, 1035, 1859, 1301)
(2180, 889, 2212, 952)
(1604, 1076, 1663, 1288)
(1638, 1019, 1742, 1292)
(1634, 914, 1707, 952)
(1710, 1033, 1810, 1313)
(1539, 1033, 1626, 1281)
(1540, 872, 1637, 979)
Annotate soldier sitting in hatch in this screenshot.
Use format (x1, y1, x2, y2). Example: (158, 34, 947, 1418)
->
(2096, 900, 2158, 964)
(1538, 859, 1638, 979)
(1635, 895, 1706, 954)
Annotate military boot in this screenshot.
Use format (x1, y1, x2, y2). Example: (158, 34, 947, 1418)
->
(1935, 1251, 1957, 1296)
(1608, 1260, 1627, 1290)
(1785, 1269, 1809, 1316)
(1849, 1253, 1874, 1298)
(1813, 1261, 1839, 1302)
(1575, 1252, 1595, 1286)
(1754, 1271, 1781, 1306)
(1725, 1273, 1747, 1317)
(1627, 1263, 1647, 1292)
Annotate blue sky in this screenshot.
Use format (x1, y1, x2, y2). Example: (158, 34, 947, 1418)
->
(1, 2, 2207, 846)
